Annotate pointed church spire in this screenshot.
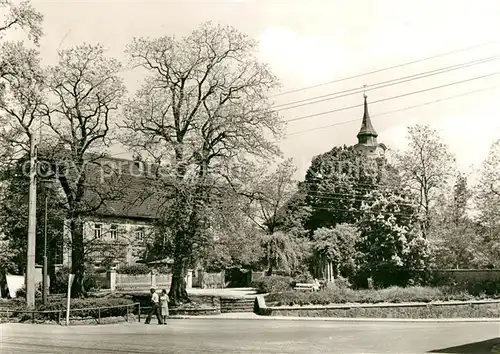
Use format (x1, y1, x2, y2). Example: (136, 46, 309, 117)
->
(357, 92, 378, 146)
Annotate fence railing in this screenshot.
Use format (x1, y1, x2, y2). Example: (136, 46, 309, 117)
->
(0, 302, 141, 325)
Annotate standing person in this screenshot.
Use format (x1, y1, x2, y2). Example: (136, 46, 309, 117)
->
(145, 287, 162, 324)
(160, 289, 169, 325)
(312, 278, 320, 292)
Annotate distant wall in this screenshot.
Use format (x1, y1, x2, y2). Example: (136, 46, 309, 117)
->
(250, 271, 266, 283)
(198, 270, 225, 289)
(432, 269, 500, 283)
(112, 272, 189, 291)
(115, 273, 157, 290)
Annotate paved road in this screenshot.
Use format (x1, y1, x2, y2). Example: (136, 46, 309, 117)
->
(1, 319, 499, 353)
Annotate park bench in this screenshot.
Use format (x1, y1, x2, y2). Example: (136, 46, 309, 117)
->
(294, 283, 315, 291)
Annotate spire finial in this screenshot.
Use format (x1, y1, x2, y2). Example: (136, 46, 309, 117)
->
(363, 84, 367, 99)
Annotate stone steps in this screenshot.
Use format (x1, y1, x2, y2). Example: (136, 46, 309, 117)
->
(220, 297, 255, 313)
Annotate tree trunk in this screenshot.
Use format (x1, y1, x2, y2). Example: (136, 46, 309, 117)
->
(168, 255, 190, 305)
(70, 217, 86, 297)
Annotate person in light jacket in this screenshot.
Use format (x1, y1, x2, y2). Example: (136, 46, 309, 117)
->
(145, 287, 162, 324)
(159, 289, 169, 325)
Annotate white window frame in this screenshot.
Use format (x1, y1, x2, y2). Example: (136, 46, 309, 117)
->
(94, 223, 102, 239)
(110, 224, 118, 240)
(135, 229, 144, 241)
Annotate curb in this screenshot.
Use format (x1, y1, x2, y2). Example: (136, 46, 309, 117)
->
(166, 314, 500, 323)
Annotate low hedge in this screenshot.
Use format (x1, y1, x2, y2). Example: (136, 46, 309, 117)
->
(4, 297, 135, 322)
(265, 286, 486, 306)
(252, 275, 295, 294)
(432, 277, 500, 297)
(118, 264, 151, 275)
(50, 267, 102, 294)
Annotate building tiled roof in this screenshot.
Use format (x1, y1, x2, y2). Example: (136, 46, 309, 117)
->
(83, 157, 168, 220)
(357, 94, 378, 139)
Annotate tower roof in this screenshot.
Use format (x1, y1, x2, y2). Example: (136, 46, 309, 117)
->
(357, 94, 378, 139)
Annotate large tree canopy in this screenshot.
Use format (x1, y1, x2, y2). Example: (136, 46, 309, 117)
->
(394, 124, 456, 236)
(356, 187, 430, 287)
(43, 43, 127, 296)
(0, 0, 43, 44)
(302, 145, 392, 231)
(122, 22, 284, 303)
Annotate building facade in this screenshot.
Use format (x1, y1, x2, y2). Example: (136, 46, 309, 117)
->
(60, 157, 161, 269)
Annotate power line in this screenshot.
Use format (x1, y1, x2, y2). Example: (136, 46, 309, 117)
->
(286, 71, 499, 123)
(293, 204, 417, 218)
(106, 79, 498, 158)
(271, 40, 499, 97)
(287, 85, 500, 136)
(275, 56, 498, 111)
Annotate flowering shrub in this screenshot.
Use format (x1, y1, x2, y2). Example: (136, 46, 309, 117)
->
(356, 189, 432, 287)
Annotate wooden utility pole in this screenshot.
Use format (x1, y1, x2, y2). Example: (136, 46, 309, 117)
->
(26, 132, 38, 309)
(42, 195, 48, 305)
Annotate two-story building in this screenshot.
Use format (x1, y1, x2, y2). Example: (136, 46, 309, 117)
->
(60, 156, 162, 269)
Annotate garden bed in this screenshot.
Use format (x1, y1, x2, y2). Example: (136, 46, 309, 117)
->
(257, 297, 500, 318)
(0, 295, 136, 324)
(264, 286, 494, 306)
(256, 286, 500, 319)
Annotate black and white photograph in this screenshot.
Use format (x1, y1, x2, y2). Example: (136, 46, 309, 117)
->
(0, 0, 499, 353)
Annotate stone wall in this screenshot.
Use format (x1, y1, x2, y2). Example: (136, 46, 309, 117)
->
(255, 296, 500, 319)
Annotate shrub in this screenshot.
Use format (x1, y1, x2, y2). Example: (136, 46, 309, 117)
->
(333, 276, 352, 289)
(265, 286, 478, 306)
(8, 296, 135, 323)
(429, 272, 500, 297)
(252, 275, 294, 294)
(293, 272, 314, 283)
(50, 267, 102, 294)
(15, 283, 42, 298)
(118, 264, 151, 275)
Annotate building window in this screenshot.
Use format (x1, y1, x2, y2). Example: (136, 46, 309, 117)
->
(135, 229, 144, 241)
(94, 223, 102, 239)
(133, 161, 145, 175)
(110, 224, 118, 240)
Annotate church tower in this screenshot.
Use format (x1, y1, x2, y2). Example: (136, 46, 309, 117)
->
(354, 94, 386, 158)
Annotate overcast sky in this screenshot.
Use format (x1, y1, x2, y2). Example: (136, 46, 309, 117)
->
(6, 0, 500, 180)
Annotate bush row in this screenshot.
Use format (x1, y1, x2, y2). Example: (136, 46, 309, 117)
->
(117, 264, 170, 275)
(7, 297, 135, 322)
(49, 267, 103, 294)
(431, 278, 500, 297)
(265, 286, 484, 306)
(252, 275, 295, 294)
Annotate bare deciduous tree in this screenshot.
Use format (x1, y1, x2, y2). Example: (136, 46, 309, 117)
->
(44, 43, 126, 296)
(122, 22, 283, 303)
(0, 0, 43, 43)
(476, 139, 500, 228)
(0, 41, 45, 168)
(394, 124, 456, 236)
(236, 158, 298, 235)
